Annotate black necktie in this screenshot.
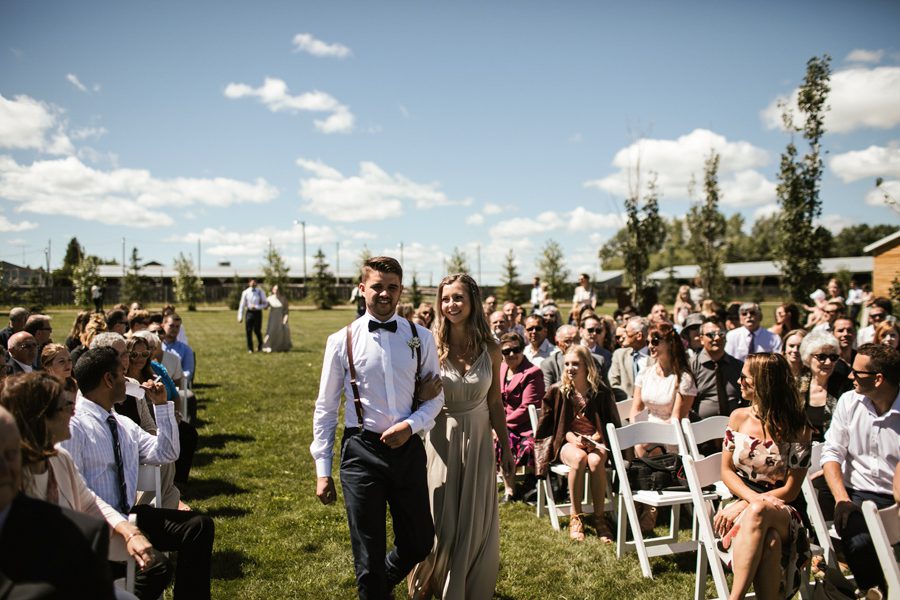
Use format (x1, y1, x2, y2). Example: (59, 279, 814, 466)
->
(106, 414, 130, 514)
(368, 320, 398, 333)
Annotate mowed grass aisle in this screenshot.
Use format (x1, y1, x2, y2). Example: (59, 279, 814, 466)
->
(48, 307, 704, 599)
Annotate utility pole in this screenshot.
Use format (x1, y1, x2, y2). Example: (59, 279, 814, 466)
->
(400, 242, 404, 266)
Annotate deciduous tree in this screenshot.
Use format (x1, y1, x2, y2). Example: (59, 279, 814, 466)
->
(262, 243, 290, 293)
(686, 152, 728, 302)
(173, 253, 203, 311)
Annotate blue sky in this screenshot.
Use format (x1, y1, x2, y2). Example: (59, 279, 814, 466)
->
(1, 1, 899, 285)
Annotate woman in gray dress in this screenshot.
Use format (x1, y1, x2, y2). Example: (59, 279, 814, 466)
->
(262, 285, 292, 353)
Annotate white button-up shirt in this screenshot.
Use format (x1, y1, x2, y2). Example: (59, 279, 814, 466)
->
(61, 392, 180, 517)
(725, 326, 782, 362)
(237, 286, 268, 321)
(821, 388, 900, 496)
(310, 315, 444, 478)
(524, 339, 553, 368)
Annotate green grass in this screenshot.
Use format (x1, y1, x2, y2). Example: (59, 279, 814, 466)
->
(45, 307, 715, 599)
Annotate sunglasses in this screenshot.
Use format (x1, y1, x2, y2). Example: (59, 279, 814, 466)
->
(130, 351, 151, 359)
(525, 326, 543, 332)
(740, 310, 758, 316)
(501, 347, 523, 356)
(870, 313, 886, 321)
(738, 373, 751, 383)
(649, 335, 662, 346)
(583, 327, 602, 334)
(703, 332, 726, 339)
(851, 368, 880, 378)
(812, 353, 839, 363)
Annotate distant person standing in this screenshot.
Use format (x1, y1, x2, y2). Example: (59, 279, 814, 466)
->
(570, 273, 596, 322)
(530, 277, 545, 313)
(91, 284, 104, 313)
(237, 279, 268, 353)
(262, 285, 292, 353)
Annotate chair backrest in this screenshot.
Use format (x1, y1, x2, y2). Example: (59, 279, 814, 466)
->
(606, 420, 687, 453)
(682, 454, 731, 599)
(801, 443, 835, 565)
(527, 403, 540, 433)
(136, 463, 162, 507)
(681, 416, 729, 459)
(861, 501, 900, 592)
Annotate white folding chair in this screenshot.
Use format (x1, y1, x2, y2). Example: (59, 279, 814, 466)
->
(137, 463, 163, 508)
(681, 416, 729, 459)
(112, 466, 163, 598)
(801, 442, 840, 568)
(616, 398, 648, 426)
(529, 404, 614, 531)
(861, 501, 900, 595)
(606, 420, 699, 578)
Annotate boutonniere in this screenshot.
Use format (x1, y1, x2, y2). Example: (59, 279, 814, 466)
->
(407, 337, 421, 358)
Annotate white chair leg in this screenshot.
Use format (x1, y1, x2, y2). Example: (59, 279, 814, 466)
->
(694, 544, 708, 600)
(544, 477, 561, 531)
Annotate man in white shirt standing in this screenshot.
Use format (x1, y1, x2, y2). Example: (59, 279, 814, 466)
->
(821, 344, 900, 597)
(571, 273, 596, 315)
(724, 302, 782, 361)
(237, 279, 268, 353)
(529, 277, 544, 313)
(311, 256, 444, 600)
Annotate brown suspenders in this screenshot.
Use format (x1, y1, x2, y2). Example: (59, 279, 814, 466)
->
(346, 318, 422, 429)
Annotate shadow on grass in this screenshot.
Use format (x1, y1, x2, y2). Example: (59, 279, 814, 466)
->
(192, 451, 240, 468)
(192, 382, 220, 390)
(200, 433, 255, 449)
(204, 506, 250, 519)
(182, 477, 250, 501)
(211, 549, 254, 581)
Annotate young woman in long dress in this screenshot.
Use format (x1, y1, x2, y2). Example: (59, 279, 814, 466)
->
(262, 285, 292, 352)
(408, 274, 514, 600)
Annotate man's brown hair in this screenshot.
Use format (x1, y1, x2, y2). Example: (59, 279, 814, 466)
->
(361, 256, 403, 283)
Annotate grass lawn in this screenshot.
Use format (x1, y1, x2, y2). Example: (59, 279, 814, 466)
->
(45, 306, 736, 599)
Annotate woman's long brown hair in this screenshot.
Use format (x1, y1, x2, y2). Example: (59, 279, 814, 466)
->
(434, 273, 493, 365)
(746, 353, 807, 442)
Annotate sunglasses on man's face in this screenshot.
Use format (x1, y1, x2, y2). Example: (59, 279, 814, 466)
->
(525, 326, 543, 332)
(703, 331, 726, 340)
(870, 312, 886, 321)
(583, 327, 602, 334)
(851, 368, 880, 378)
(501, 347, 522, 356)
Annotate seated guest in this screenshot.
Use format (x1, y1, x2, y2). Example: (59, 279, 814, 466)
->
(781, 328, 807, 379)
(812, 300, 845, 333)
(502, 301, 526, 338)
(62, 347, 214, 600)
(41, 343, 73, 381)
(874, 320, 899, 351)
(0, 306, 29, 350)
(66, 310, 93, 351)
(724, 302, 742, 331)
(832, 316, 856, 377)
(798, 330, 853, 442)
(7, 331, 38, 375)
(857, 297, 892, 346)
(540, 303, 562, 342)
(147, 323, 185, 390)
(673, 285, 693, 328)
(0, 405, 119, 600)
(482, 295, 497, 319)
(689, 318, 743, 420)
(4, 373, 171, 599)
(769, 302, 801, 339)
(725, 302, 782, 361)
(714, 353, 812, 600)
(161, 305, 189, 345)
(128, 309, 152, 334)
(648, 303, 670, 325)
(630, 321, 696, 431)
(71, 313, 109, 367)
(523, 314, 553, 368)
(24, 314, 54, 368)
(540, 325, 579, 390)
(414, 303, 435, 330)
(579, 314, 611, 379)
(489, 311, 509, 341)
(497, 332, 545, 502)
(821, 344, 900, 598)
(608, 316, 651, 401)
(106, 310, 128, 336)
(160, 314, 194, 385)
(534, 345, 620, 542)
(679, 313, 704, 359)
(700, 299, 719, 319)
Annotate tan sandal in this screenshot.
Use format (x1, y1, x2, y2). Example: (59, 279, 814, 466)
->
(569, 513, 585, 541)
(594, 513, 614, 543)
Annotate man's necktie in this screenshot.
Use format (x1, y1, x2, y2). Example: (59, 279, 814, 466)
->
(106, 414, 130, 514)
(632, 350, 641, 381)
(369, 320, 398, 333)
(714, 361, 730, 416)
(746, 330, 755, 357)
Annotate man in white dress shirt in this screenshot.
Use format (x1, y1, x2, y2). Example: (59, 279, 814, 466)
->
(724, 302, 782, 361)
(311, 256, 444, 600)
(821, 344, 900, 597)
(237, 279, 268, 353)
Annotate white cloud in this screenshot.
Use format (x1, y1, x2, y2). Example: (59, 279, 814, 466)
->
(291, 33, 351, 58)
(466, 213, 485, 225)
(830, 144, 900, 182)
(465, 202, 507, 226)
(761, 66, 900, 133)
(584, 128, 772, 204)
(817, 214, 854, 234)
(866, 179, 900, 207)
(0, 94, 74, 155)
(297, 158, 470, 222)
(66, 73, 88, 93)
(0, 212, 38, 232)
(70, 126, 107, 141)
(489, 207, 619, 239)
(483, 202, 503, 215)
(753, 203, 780, 221)
(846, 49, 884, 65)
(224, 77, 355, 134)
(0, 155, 278, 228)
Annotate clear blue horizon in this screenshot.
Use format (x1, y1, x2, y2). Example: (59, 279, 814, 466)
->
(2, 0, 898, 285)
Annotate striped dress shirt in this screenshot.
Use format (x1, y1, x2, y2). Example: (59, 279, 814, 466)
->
(61, 391, 180, 517)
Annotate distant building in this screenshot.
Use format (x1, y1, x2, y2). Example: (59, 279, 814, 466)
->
(864, 229, 900, 297)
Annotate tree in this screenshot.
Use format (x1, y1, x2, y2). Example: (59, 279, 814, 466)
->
(598, 228, 628, 270)
(496, 249, 525, 304)
(408, 273, 423, 307)
(119, 248, 149, 304)
(832, 224, 897, 257)
(686, 152, 729, 302)
(537, 239, 570, 302)
(354, 246, 373, 282)
(445, 247, 469, 275)
(774, 55, 832, 303)
(71, 256, 102, 308)
(309, 248, 336, 309)
(262, 243, 290, 293)
(621, 173, 666, 308)
(173, 253, 203, 311)
(226, 273, 243, 310)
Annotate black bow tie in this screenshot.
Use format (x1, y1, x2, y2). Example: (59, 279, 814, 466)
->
(369, 320, 398, 333)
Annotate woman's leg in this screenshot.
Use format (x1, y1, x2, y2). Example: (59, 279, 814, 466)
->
(586, 451, 607, 515)
(727, 500, 790, 600)
(559, 443, 588, 516)
(752, 529, 784, 600)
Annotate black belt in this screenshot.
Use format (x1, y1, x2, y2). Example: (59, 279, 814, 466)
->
(343, 427, 384, 442)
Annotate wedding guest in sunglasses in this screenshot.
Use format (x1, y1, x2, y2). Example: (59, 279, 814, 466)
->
(522, 314, 553, 368)
(689, 318, 744, 421)
(798, 330, 853, 443)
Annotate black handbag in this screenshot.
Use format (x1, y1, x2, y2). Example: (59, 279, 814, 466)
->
(626, 449, 686, 492)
